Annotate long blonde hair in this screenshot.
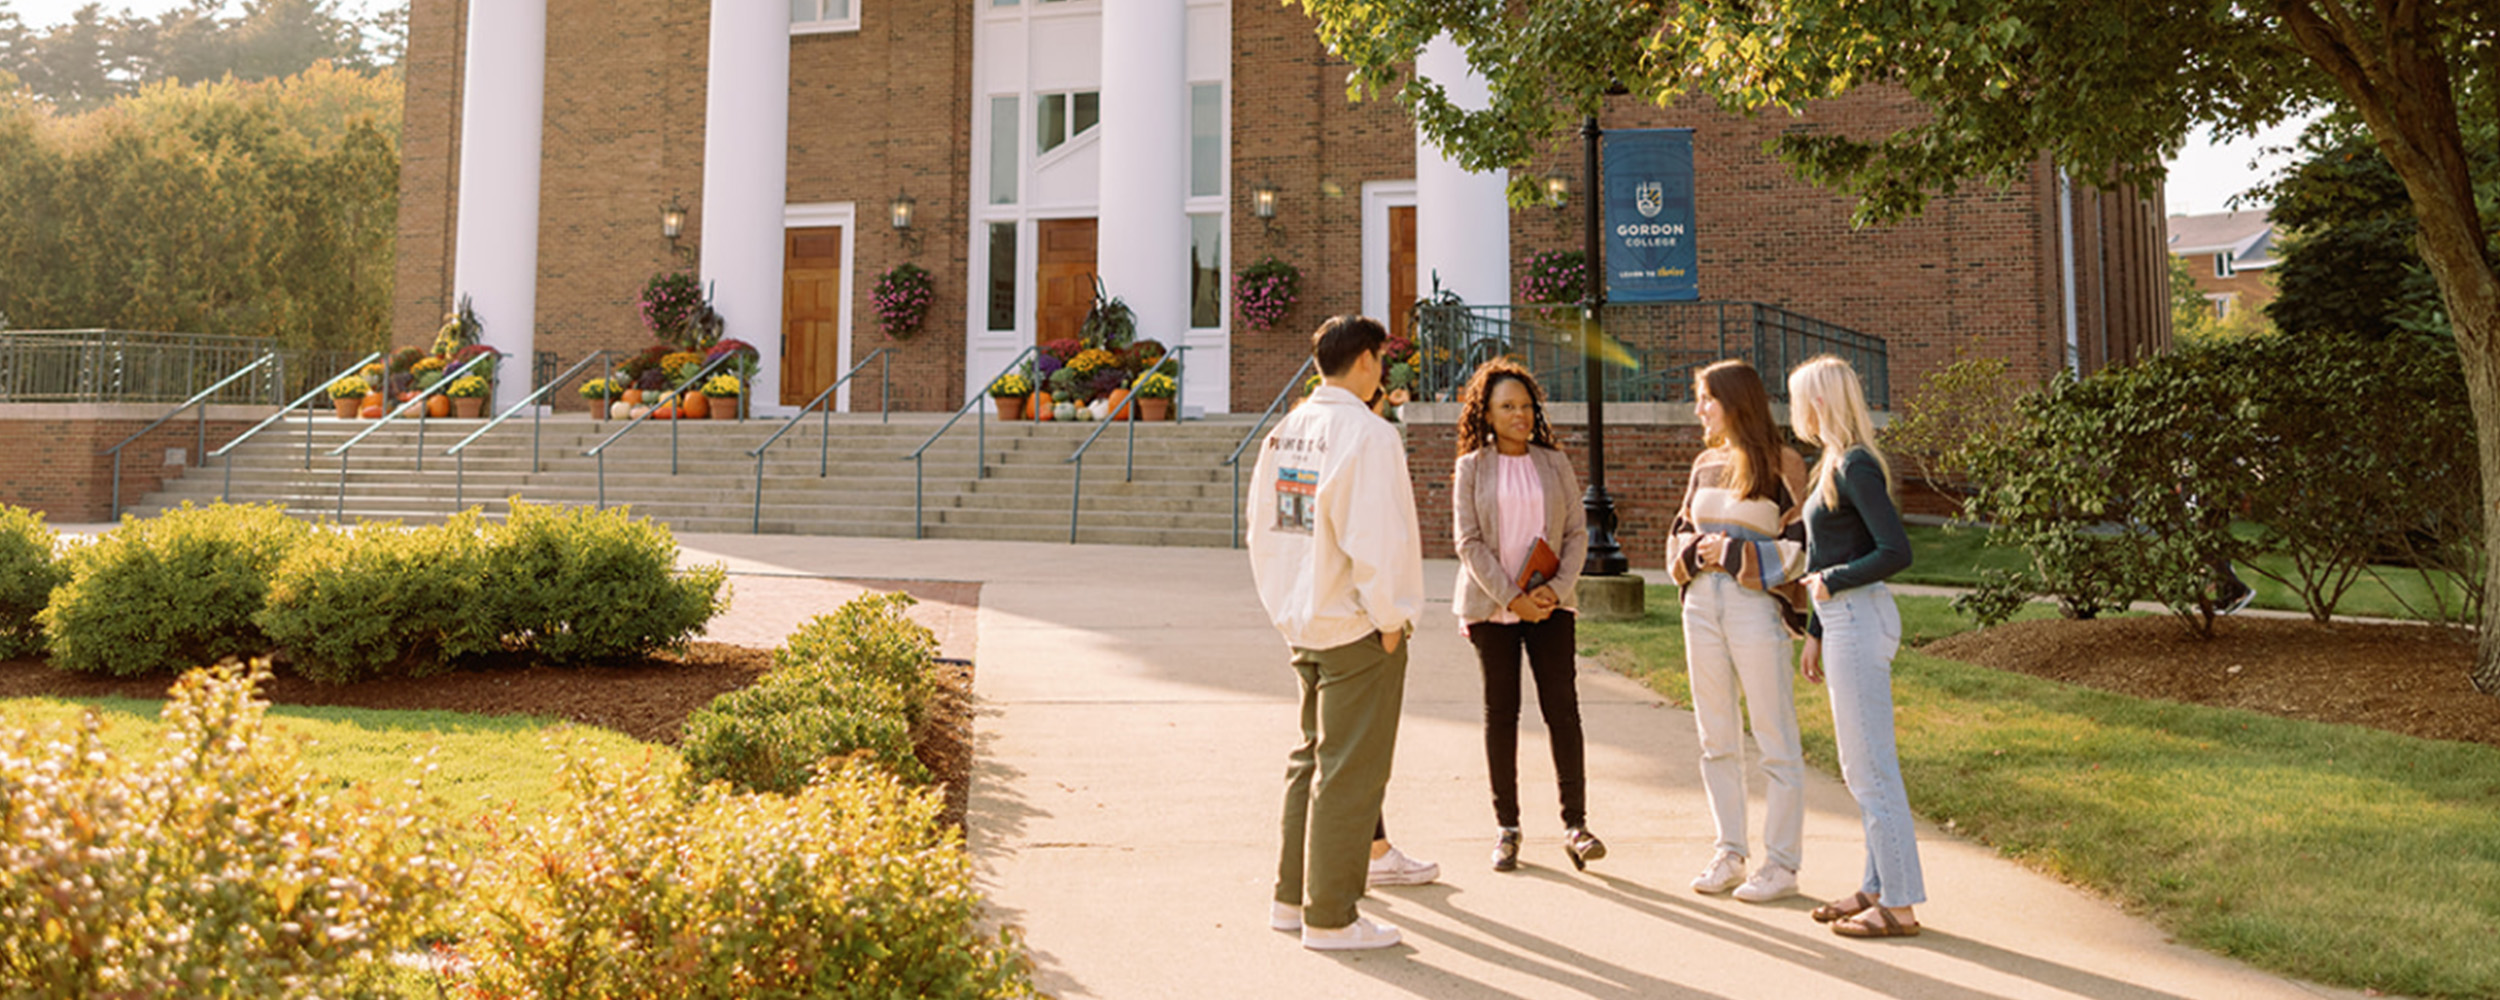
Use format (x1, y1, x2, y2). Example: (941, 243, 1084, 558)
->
(1787, 355, 1893, 510)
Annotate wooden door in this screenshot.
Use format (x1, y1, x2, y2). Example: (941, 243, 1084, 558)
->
(782, 227, 843, 406)
(1035, 218, 1097, 345)
(1388, 205, 1417, 343)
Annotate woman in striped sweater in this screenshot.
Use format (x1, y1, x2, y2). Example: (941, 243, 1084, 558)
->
(1665, 359, 1812, 904)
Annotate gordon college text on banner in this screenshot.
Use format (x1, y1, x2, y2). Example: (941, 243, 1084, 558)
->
(1601, 128, 1697, 303)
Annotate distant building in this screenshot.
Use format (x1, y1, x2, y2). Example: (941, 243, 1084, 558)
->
(2165, 210, 2278, 321)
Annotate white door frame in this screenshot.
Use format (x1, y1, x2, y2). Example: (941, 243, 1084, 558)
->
(1362, 180, 1418, 324)
(782, 202, 856, 415)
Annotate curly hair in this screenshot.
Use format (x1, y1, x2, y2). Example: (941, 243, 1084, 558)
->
(1456, 357, 1559, 457)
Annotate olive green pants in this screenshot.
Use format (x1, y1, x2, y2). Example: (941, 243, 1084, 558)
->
(1274, 632, 1408, 930)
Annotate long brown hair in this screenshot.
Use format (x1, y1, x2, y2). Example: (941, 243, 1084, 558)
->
(1457, 358, 1559, 457)
(1698, 359, 1782, 500)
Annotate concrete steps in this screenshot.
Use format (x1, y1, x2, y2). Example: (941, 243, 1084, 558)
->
(130, 411, 1270, 548)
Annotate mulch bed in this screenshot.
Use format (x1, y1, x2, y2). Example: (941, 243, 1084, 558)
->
(1925, 614, 2500, 748)
(0, 642, 978, 830)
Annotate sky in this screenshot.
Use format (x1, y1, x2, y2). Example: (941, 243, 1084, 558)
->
(8, 0, 2306, 220)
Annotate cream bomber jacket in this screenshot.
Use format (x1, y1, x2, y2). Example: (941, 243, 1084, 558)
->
(1246, 385, 1426, 651)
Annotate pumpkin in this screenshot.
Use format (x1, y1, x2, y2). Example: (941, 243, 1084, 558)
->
(681, 392, 710, 419)
(358, 404, 383, 419)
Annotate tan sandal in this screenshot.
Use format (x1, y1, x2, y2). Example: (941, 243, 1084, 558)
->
(1810, 891, 1876, 924)
(1832, 906, 1921, 938)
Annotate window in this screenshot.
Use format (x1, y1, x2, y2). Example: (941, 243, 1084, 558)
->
(1036, 91, 1100, 154)
(2214, 252, 2236, 279)
(791, 0, 857, 31)
(988, 97, 1018, 205)
(1189, 83, 1222, 197)
(1189, 214, 1222, 328)
(989, 223, 1019, 331)
(2208, 293, 2233, 320)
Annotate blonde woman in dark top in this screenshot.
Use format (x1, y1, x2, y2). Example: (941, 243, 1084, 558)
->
(1450, 359, 1600, 872)
(1665, 359, 1812, 903)
(1787, 354, 1924, 939)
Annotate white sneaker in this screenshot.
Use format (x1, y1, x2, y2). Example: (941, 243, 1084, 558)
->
(1732, 863, 1799, 902)
(1270, 901, 1303, 932)
(1302, 915, 1402, 951)
(1367, 847, 1440, 887)
(1690, 850, 1747, 894)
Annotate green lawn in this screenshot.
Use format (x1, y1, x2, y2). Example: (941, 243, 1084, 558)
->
(1900, 523, 2474, 623)
(2, 695, 663, 826)
(1582, 586, 2500, 1000)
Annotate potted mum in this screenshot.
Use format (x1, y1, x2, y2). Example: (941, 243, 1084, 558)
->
(443, 375, 490, 418)
(327, 376, 369, 418)
(1131, 370, 1177, 422)
(701, 373, 742, 420)
(988, 369, 1033, 420)
(580, 377, 619, 419)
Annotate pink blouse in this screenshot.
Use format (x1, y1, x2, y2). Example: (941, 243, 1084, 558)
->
(1487, 452, 1546, 624)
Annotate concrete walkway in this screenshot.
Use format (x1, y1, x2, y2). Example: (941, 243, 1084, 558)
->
(667, 532, 2361, 1000)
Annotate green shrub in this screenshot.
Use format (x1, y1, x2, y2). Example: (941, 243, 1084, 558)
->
(479, 500, 728, 664)
(0, 661, 464, 996)
(778, 591, 939, 723)
(0, 505, 65, 658)
(256, 514, 496, 683)
(38, 502, 311, 675)
(682, 674, 930, 793)
(452, 755, 1032, 1000)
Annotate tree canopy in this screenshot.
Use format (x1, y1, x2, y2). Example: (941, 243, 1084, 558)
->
(0, 0, 403, 113)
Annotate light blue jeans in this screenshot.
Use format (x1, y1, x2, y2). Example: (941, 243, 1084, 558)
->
(1681, 572, 1804, 873)
(1815, 582, 1926, 908)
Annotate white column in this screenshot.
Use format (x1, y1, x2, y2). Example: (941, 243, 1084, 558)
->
(1096, 0, 1189, 342)
(1414, 36, 1510, 308)
(451, 0, 547, 399)
(700, 1, 792, 411)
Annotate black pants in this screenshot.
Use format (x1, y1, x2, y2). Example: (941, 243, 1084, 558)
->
(1469, 611, 1586, 829)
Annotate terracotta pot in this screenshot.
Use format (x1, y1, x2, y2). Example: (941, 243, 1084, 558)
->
(994, 395, 1026, 420)
(1105, 388, 1132, 421)
(358, 404, 384, 419)
(682, 391, 712, 419)
(1140, 397, 1172, 422)
(710, 397, 739, 420)
(1032, 391, 1054, 421)
(332, 397, 359, 418)
(425, 395, 451, 419)
(454, 397, 483, 419)
(591, 399, 612, 419)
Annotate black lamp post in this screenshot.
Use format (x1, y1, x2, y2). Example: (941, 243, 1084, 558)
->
(1579, 113, 1628, 576)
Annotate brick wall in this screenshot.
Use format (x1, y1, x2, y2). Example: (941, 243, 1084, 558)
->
(0, 407, 260, 522)
(392, 0, 464, 352)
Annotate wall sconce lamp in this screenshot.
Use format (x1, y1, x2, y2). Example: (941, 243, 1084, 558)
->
(889, 191, 920, 253)
(1543, 175, 1570, 210)
(660, 197, 692, 260)
(1251, 183, 1280, 230)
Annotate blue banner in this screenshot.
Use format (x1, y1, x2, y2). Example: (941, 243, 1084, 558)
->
(1601, 128, 1698, 302)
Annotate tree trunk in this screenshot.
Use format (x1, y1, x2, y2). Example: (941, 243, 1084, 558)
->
(2282, 0, 2500, 692)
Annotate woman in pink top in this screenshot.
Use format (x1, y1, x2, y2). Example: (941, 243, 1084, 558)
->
(1451, 359, 1598, 872)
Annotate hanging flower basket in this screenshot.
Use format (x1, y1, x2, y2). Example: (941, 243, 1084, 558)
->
(875, 263, 935, 339)
(1234, 256, 1301, 332)
(1517, 249, 1589, 313)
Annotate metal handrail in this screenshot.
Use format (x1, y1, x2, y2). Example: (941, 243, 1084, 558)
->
(324, 351, 503, 519)
(1225, 356, 1319, 549)
(206, 352, 383, 503)
(746, 348, 891, 533)
(1061, 347, 1187, 543)
(445, 350, 617, 511)
(904, 347, 1039, 540)
(97, 352, 281, 520)
(584, 351, 743, 509)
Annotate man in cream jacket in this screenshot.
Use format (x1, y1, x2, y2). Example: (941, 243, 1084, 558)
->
(1248, 315, 1425, 952)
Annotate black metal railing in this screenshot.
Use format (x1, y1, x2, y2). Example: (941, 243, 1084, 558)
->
(905, 348, 1039, 540)
(325, 351, 503, 518)
(583, 352, 746, 509)
(0, 330, 381, 406)
(445, 350, 619, 511)
(96, 354, 283, 520)
(1063, 347, 1188, 543)
(205, 353, 384, 504)
(749, 348, 892, 533)
(1410, 302, 1889, 408)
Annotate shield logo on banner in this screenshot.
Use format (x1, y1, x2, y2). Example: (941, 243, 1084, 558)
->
(1636, 181, 1664, 218)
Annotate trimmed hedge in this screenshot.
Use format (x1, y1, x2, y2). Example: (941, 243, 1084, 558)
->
(479, 501, 729, 665)
(453, 755, 1033, 999)
(256, 513, 498, 683)
(683, 592, 942, 794)
(0, 505, 63, 659)
(38, 502, 310, 676)
(0, 662, 463, 995)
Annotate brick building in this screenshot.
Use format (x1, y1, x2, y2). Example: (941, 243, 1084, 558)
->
(393, 0, 2170, 420)
(2165, 209, 2279, 323)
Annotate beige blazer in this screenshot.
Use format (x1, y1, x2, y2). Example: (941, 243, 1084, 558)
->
(1452, 444, 1590, 623)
